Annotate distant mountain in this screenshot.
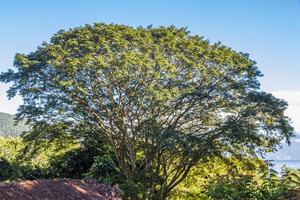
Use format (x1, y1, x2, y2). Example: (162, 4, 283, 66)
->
(0, 112, 29, 136)
(267, 134, 300, 160)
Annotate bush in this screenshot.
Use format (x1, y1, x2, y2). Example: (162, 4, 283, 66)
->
(84, 155, 121, 185)
(17, 165, 45, 180)
(281, 166, 300, 189)
(0, 157, 13, 181)
(206, 172, 288, 200)
(84, 154, 149, 199)
(45, 147, 99, 179)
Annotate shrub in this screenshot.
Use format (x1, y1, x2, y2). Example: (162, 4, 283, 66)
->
(0, 157, 13, 181)
(84, 155, 121, 185)
(45, 148, 99, 179)
(206, 172, 288, 200)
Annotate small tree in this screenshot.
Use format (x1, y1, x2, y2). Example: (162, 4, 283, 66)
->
(0, 23, 293, 199)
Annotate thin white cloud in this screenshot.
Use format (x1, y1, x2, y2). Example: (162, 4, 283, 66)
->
(293, 139, 300, 143)
(272, 91, 300, 133)
(0, 83, 22, 115)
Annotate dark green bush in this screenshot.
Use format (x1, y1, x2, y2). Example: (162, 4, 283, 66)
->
(45, 148, 99, 179)
(83, 154, 147, 199)
(17, 165, 45, 180)
(0, 157, 13, 181)
(0, 157, 44, 181)
(84, 155, 121, 185)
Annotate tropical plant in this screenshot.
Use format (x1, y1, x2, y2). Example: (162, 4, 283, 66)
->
(281, 166, 300, 189)
(206, 171, 288, 200)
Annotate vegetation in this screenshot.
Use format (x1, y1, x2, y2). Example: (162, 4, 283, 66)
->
(205, 173, 288, 200)
(170, 157, 270, 199)
(281, 167, 300, 189)
(0, 23, 296, 199)
(0, 112, 28, 136)
(0, 136, 299, 199)
(0, 135, 79, 181)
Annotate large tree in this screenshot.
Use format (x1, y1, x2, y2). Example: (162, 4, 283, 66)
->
(0, 23, 294, 199)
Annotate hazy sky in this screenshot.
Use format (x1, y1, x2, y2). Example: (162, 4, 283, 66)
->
(0, 0, 299, 132)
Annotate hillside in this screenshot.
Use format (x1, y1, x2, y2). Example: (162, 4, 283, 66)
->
(0, 112, 29, 136)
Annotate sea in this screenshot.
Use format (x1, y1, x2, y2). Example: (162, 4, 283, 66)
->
(271, 160, 300, 173)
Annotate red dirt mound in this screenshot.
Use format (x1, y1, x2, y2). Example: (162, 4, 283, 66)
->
(0, 179, 121, 200)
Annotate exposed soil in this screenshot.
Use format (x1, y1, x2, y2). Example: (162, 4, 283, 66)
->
(0, 179, 121, 200)
(283, 189, 300, 200)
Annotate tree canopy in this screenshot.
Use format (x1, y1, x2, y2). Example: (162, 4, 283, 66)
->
(0, 23, 294, 199)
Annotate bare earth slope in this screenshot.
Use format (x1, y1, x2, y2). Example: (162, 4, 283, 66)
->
(0, 179, 121, 200)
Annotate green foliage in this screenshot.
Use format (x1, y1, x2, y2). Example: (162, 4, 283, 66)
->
(84, 155, 150, 199)
(85, 155, 121, 185)
(170, 157, 268, 200)
(16, 165, 45, 180)
(119, 179, 146, 200)
(0, 135, 298, 200)
(281, 166, 300, 189)
(0, 157, 13, 181)
(0, 137, 44, 181)
(0, 136, 24, 163)
(0, 23, 294, 199)
(45, 147, 100, 179)
(206, 172, 288, 200)
(0, 112, 28, 136)
(0, 136, 81, 181)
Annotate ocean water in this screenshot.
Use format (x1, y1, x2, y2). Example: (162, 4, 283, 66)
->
(271, 160, 300, 173)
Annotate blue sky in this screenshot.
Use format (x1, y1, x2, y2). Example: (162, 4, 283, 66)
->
(0, 0, 299, 131)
